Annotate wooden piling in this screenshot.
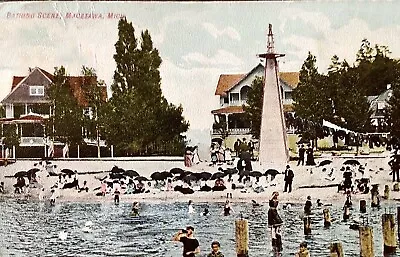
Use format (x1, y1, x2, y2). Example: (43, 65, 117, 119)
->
(235, 219, 249, 257)
(394, 183, 399, 192)
(382, 214, 397, 254)
(323, 208, 331, 228)
(343, 206, 350, 221)
(398, 207, 400, 245)
(329, 241, 344, 257)
(384, 185, 390, 199)
(360, 200, 367, 213)
(359, 226, 374, 257)
(303, 216, 311, 235)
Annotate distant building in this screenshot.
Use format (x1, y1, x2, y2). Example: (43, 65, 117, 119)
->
(211, 63, 299, 149)
(0, 67, 107, 157)
(368, 86, 393, 131)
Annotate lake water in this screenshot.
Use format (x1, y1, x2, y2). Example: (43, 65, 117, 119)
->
(0, 199, 399, 257)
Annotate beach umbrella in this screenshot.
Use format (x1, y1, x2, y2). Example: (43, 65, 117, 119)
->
(14, 171, 27, 178)
(150, 171, 162, 181)
(160, 171, 173, 179)
(110, 173, 125, 179)
(182, 174, 197, 183)
(210, 172, 225, 180)
(343, 160, 360, 166)
(124, 170, 139, 177)
(170, 168, 184, 175)
(224, 168, 238, 175)
(134, 176, 149, 181)
(183, 171, 193, 176)
(199, 171, 212, 180)
(111, 166, 125, 173)
(27, 168, 40, 176)
(250, 171, 263, 178)
(60, 169, 76, 175)
(264, 169, 280, 176)
(319, 160, 332, 167)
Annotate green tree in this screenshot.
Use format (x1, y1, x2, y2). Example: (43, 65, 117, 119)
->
(46, 66, 84, 146)
(2, 124, 20, 148)
(244, 76, 263, 139)
(386, 85, 400, 138)
(0, 105, 5, 118)
(80, 66, 107, 158)
(105, 18, 188, 155)
(293, 52, 332, 145)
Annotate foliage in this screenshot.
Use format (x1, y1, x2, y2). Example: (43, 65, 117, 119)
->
(386, 85, 400, 138)
(2, 124, 20, 147)
(104, 18, 189, 155)
(243, 76, 263, 139)
(46, 66, 84, 145)
(0, 105, 5, 118)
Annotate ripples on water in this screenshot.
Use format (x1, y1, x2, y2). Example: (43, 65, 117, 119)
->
(0, 199, 399, 256)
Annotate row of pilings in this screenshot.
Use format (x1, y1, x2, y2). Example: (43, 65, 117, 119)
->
(234, 202, 400, 256)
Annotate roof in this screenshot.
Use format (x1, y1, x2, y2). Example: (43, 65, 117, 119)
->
(211, 106, 245, 114)
(214, 64, 299, 96)
(2, 67, 107, 106)
(214, 74, 245, 96)
(0, 113, 46, 124)
(211, 104, 294, 114)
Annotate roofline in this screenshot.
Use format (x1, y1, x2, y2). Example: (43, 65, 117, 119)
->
(1, 67, 53, 105)
(228, 63, 264, 92)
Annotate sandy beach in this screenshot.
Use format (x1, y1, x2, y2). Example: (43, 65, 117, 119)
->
(1, 152, 399, 206)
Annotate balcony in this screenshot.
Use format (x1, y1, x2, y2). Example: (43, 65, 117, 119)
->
(220, 100, 247, 108)
(212, 128, 251, 135)
(20, 137, 45, 147)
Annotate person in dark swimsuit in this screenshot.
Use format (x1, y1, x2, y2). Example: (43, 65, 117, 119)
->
(222, 200, 234, 216)
(304, 196, 312, 216)
(172, 226, 200, 257)
(268, 191, 283, 253)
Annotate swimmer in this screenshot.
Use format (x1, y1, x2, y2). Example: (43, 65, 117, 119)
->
(222, 200, 234, 216)
(188, 200, 195, 214)
(131, 201, 140, 216)
(203, 208, 210, 216)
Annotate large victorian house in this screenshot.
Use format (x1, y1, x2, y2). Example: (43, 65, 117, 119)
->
(211, 63, 299, 149)
(0, 67, 107, 158)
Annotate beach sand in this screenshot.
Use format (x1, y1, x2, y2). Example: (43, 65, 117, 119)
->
(1, 153, 399, 206)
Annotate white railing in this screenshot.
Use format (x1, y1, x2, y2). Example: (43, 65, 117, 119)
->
(212, 127, 297, 136)
(20, 137, 45, 146)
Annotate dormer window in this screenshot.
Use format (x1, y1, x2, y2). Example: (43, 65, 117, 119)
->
(30, 86, 44, 96)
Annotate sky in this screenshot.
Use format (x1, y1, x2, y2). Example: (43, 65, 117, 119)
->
(1, 1, 400, 146)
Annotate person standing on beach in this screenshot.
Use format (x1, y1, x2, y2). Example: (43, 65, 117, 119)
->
(207, 241, 224, 257)
(304, 196, 312, 216)
(188, 200, 195, 214)
(297, 144, 305, 166)
(172, 226, 200, 257)
(268, 192, 283, 253)
(283, 165, 294, 193)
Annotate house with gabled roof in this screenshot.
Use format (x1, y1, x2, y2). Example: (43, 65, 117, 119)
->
(211, 63, 299, 149)
(0, 67, 107, 158)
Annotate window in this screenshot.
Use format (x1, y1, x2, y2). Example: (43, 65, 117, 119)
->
(230, 93, 239, 102)
(29, 86, 44, 96)
(284, 91, 292, 100)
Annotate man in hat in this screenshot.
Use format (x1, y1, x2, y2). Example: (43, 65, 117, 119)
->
(297, 144, 305, 166)
(173, 226, 200, 257)
(283, 165, 294, 193)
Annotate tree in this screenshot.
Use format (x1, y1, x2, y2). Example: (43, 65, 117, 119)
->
(105, 18, 188, 155)
(244, 76, 263, 139)
(386, 85, 400, 138)
(293, 52, 332, 146)
(46, 66, 84, 146)
(80, 66, 107, 158)
(0, 105, 5, 118)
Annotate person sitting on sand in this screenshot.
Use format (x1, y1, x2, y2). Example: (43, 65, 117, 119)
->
(79, 181, 89, 193)
(212, 178, 226, 192)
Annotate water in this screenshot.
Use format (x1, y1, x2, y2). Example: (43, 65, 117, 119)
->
(0, 199, 399, 257)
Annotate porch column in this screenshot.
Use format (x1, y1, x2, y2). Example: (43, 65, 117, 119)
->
(43, 125, 47, 158)
(225, 114, 229, 130)
(25, 104, 28, 115)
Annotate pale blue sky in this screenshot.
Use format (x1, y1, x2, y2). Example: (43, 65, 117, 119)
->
(1, 1, 399, 135)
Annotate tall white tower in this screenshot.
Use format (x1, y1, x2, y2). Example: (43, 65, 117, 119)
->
(257, 24, 289, 169)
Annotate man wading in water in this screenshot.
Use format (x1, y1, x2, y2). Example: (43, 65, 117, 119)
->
(173, 226, 200, 257)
